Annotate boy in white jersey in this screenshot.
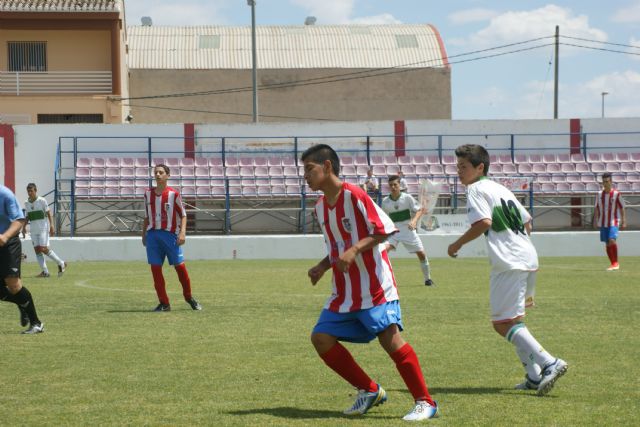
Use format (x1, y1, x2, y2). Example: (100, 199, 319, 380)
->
(381, 175, 434, 286)
(302, 144, 438, 421)
(447, 144, 568, 396)
(21, 183, 67, 278)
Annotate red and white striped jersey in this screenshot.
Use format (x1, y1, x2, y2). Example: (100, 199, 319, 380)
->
(144, 187, 186, 234)
(315, 182, 399, 313)
(594, 189, 625, 227)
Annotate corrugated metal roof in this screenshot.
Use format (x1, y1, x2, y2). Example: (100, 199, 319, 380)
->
(127, 25, 448, 70)
(0, 0, 121, 12)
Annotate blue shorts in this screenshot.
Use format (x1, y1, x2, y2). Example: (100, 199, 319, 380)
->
(145, 229, 184, 266)
(312, 300, 404, 343)
(600, 226, 619, 243)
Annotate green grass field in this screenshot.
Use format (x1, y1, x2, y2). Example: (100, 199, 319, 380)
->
(2, 256, 639, 426)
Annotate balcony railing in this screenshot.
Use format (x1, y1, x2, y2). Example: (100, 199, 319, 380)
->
(0, 71, 112, 95)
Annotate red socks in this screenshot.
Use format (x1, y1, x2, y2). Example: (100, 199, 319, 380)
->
(174, 263, 192, 300)
(606, 243, 618, 264)
(320, 343, 377, 392)
(151, 265, 169, 305)
(390, 343, 435, 405)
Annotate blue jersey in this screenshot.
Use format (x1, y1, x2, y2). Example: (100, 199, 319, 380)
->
(0, 186, 24, 233)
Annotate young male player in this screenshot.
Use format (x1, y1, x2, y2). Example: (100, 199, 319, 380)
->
(21, 183, 67, 278)
(302, 144, 439, 421)
(447, 144, 567, 395)
(0, 184, 44, 334)
(592, 172, 626, 271)
(142, 164, 202, 312)
(381, 175, 435, 286)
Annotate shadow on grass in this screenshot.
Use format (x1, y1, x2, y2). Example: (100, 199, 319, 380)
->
(228, 407, 396, 420)
(389, 386, 505, 395)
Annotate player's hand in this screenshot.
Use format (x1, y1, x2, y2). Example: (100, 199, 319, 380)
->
(447, 242, 461, 258)
(337, 247, 357, 272)
(177, 234, 186, 246)
(50, 227, 55, 236)
(0, 234, 8, 247)
(407, 222, 416, 231)
(142, 235, 146, 247)
(308, 265, 325, 285)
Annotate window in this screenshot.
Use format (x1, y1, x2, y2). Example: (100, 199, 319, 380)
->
(8, 41, 47, 72)
(198, 35, 220, 49)
(37, 114, 103, 124)
(395, 35, 419, 48)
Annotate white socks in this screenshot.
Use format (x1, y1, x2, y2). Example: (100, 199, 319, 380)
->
(46, 250, 64, 266)
(420, 259, 431, 280)
(36, 253, 48, 273)
(507, 323, 555, 375)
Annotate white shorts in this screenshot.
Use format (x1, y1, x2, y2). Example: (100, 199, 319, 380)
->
(30, 232, 50, 248)
(387, 222, 424, 253)
(489, 270, 536, 323)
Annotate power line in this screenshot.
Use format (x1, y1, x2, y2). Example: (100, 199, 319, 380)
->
(560, 35, 640, 50)
(559, 42, 640, 56)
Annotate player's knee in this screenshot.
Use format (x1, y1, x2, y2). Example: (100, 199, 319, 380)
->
(310, 332, 334, 352)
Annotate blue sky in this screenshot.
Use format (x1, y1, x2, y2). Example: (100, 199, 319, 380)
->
(125, 0, 640, 121)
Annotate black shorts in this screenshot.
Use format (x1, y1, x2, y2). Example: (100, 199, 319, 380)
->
(0, 236, 22, 279)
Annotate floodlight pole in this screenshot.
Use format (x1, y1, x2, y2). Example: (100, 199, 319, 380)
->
(248, 0, 258, 123)
(601, 92, 609, 118)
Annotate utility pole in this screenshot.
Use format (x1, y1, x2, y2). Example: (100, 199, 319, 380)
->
(553, 25, 559, 119)
(248, 0, 258, 123)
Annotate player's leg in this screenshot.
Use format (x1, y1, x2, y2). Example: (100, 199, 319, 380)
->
(312, 310, 382, 415)
(491, 270, 567, 395)
(403, 230, 434, 286)
(145, 231, 170, 310)
(372, 302, 438, 420)
(41, 241, 66, 275)
(606, 227, 620, 270)
(32, 236, 49, 277)
(165, 234, 201, 310)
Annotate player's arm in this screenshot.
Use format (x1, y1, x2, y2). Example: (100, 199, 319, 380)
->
(0, 219, 26, 247)
(46, 208, 55, 236)
(524, 220, 533, 236)
(21, 214, 27, 238)
(409, 207, 425, 230)
(448, 218, 491, 258)
(141, 218, 148, 246)
(177, 214, 187, 246)
(592, 204, 599, 229)
(336, 234, 388, 273)
(308, 256, 331, 286)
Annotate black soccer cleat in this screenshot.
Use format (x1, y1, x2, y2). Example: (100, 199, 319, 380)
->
(424, 279, 436, 287)
(153, 303, 171, 312)
(187, 298, 202, 311)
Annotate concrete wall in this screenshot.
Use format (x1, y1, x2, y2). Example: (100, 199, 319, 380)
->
(129, 68, 451, 124)
(20, 231, 640, 262)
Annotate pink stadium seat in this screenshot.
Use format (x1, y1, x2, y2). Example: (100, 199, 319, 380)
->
(180, 158, 195, 167)
(580, 174, 596, 183)
(570, 183, 586, 192)
(407, 183, 420, 194)
(195, 177, 210, 188)
(77, 158, 91, 168)
(89, 187, 104, 198)
(570, 153, 585, 163)
(267, 157, 282, 167)
(546, 164, 561, 174)
(152, 158, 166, 167)
(587, 152, 601, 163)
(225, 157, 239, 167)
(429, 165, 444, 175)
(239, 166, 254, 177)
(341, 165, 356, 176)
(499, 154, 513, 164)
(551, 175, 566, 183)
(105, 158, 119, 168)
(208, 158, 223, 167)
(617, 182, 632, 192)
(601, 153, 615, 163)
(227, 177, 241, 188)
(181, 186, 197, 197)
(615, 152, 629, 162)
(225, 166, 240, 177)
(415, 164, 429, 175)
(630, 152, 640, 162)
(209, 186, 225, 197)
(444, 164, 457, 175)
(242, 186, 258, 197)
(575, 163, 590, 173)
(401, 165, 415, 175)
(386, 165, 400, 175)
(167, 178, 180, 188)
(384, 155, 398, 166)
(135, 167, 148, 178)
(341, 156, 354, 166)
(405, 176, 419, 185)
(281, 157, 296, 167)
(209, 166, 224, 177)
(586, 182, 601, 192)
(120, 179, 135, 189)
(560, 163, 576, 173)
(517, 164, 532, 174)
(528, 154, 542, 164)
(91, 158, 105, 168)
(557, 153, 571, 163)
(489, 154, 498, 164)
(343, 176, 359, 185)
(372, 165, 386, 176)
(397, 156, 412, 166)
(252, 166, 268, 177)
(194, 167, 209, 178)
(380, 183, 390, 194)
(265, 166, 281, 177)
(566, 174, 581, 184)
(370, 155, 384, 166)
(136, 158, 150, 168)
(240, 177, 255, 188)
(253, 157, 268, 167)
(283, 166, 299, 177)
(543, 154, 557, 163)
(254, 177, 270, 187)
(165, 158, 180, 168)
(271, 185, 286, 196)
(195, 187, 211, 197)
(541, 183, 556, 193)
(120, 158, 134, 168)
(411, 155, 427, 165)
(632, 182, 640, 192)
(239, 158, 253, 167)
(354, 156, 368, 166)
(605, 163, 621, 173)
(514, 154, 528, 164)
(442, 155, 456, 165)
(135, 187, 147, 197)
(531, 164, 546, 174)
(620, 162, 635, 173)
(180, 166, 195, 177)
(556, 183, 571, 193)
(502, 164, 517, 174)
(194, 158, 208, 167)
(627, 174, 640, 183)
(356, 165, 370, 175)
(536, 175, 552, 184)
(257, 186, 271, 196)
(228, 186, 242, 197)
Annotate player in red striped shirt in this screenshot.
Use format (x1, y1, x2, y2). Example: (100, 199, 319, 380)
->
(302, 144, 438, 421)
(592, 172, 626, 271)
(142, 164, 202, 312)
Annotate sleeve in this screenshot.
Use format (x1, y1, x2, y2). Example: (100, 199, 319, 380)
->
(408, 194, 421, 212)
(515, 197, 532, 223)
(6, 195, 24, 222)
(617, 191, 626, 208)
(355, 191, 397, 236)
(41, 198, 50, 212)
(143, 191, 149, 219)
(173, 191, 187, 218)
(466, 186, 492, 225)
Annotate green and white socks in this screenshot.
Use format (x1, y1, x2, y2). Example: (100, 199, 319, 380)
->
(507, 323, 555, 382)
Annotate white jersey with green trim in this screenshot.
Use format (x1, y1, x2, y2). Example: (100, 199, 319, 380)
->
(381, 192, 420, 224)
(24, 196, 50, 235)
(466, 178, 538, 273)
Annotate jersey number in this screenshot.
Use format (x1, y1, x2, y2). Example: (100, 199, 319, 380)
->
(492, 198, 525, 235)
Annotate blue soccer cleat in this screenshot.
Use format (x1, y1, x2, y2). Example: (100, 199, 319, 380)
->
(343, 384, 387, 415)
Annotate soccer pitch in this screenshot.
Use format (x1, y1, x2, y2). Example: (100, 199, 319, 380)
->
(2, 257, 639, 426)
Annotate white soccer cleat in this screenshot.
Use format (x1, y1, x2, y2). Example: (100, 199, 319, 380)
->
(343, 385, 387, 415)
(514, 375, 540, 390)
(537, 358, 568, 396)
(606, 263, 619, 271)
(403, 400, 439, 421)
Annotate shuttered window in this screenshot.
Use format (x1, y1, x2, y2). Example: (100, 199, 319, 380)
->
(8, 41, 47, 72)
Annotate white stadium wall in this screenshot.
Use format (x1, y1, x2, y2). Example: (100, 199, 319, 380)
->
(21, 231, 640, 262)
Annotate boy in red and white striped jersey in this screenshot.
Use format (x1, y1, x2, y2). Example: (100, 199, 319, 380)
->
(142, 164, 201, 312)
(593, 172, 627, 271)
(302, 144, 438, 421)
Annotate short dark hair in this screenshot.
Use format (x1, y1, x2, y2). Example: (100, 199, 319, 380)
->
(602, 172, 612, 180)
(454, 144, 490, 176)
(300, 144, 340, 176)
(26, 183, 37, 191)
(154, 164, 170, 175)
(388, 175, 400, 184)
